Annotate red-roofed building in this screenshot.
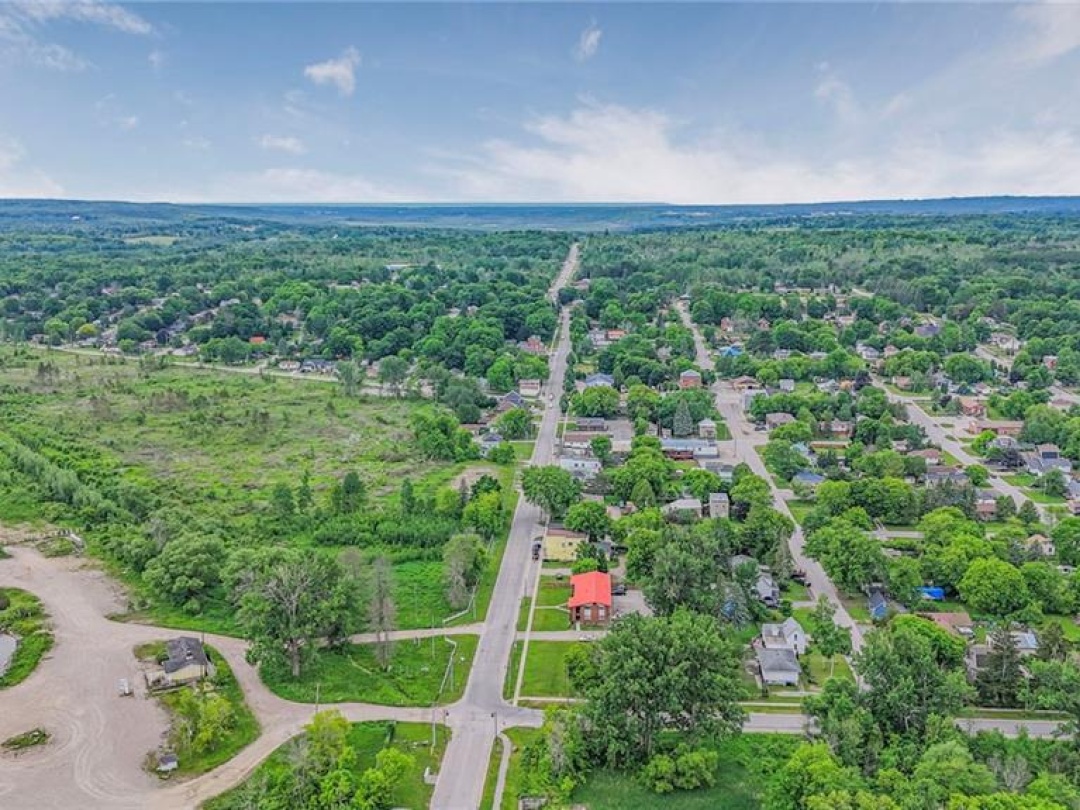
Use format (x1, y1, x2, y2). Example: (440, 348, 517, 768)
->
(567, 571, 612, 627)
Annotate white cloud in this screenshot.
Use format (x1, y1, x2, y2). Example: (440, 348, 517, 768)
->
(1013, 3, 1080, 64)
(304, 47, 361, 96)
(813, 63, 859, 126)
(148, 49, 165, 71)
(434, 99, 1080, 204)
(13, 1, 153, 35)
(0, 135, 64, 197)
(575, 21, 602, 62)
(258, 134, 308, 155)
(0, 1, 152, 71)
(182, 135, 211, 151)
(95, 94, 139, 130)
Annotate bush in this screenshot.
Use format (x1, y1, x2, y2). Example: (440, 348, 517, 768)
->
(640, 746, 719, 794)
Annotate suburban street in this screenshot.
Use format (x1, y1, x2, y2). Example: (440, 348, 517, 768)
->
(878, 383, 1040, 516)
(675, 300, 866, 652)
(429, 243, 578, 809)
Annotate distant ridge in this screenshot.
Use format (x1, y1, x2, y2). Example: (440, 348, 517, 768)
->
(3, 196, 1080, 232)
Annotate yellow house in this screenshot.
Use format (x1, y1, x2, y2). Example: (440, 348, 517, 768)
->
(543, 527, 588, 562)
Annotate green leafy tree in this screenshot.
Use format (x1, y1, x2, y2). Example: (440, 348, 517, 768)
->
(443, 533, 487, 610)
(495, 407, 533, 440)
(590, 434, 613, 465)
(810, 596, 852, 678)
(580, 611, 744, 767)
(143, 534, 227, 611)
(672, 398, 694, 438)
(958, 558, 1031, 618)
(522, 465, 581, 520)
(564, 500, 612, 543)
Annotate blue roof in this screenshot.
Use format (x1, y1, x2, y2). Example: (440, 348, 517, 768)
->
(794, 470, 826, 485)
(721, 346, 743, 357)
(919, 586, 945, 601)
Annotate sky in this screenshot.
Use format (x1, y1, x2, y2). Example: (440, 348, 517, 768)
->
(3, 1, 1080, 204)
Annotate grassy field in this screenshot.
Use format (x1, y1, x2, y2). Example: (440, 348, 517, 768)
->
(1004, 474, 1066, 504)
(480, 734, 505, 810)
(804, 653, 854, 687)
(262, 634, 478, 706)
(519, 641, 582, 698)
(149, 645, 260, 777)
(504, 641, 523, 700)
(785, 499, 814, 526)
(570, 734, 801, 810)
(0, 587, 52, 689)
(207, 720, 448, 810)
(536, 578, 573, 607)
(500, 727, 543, 810)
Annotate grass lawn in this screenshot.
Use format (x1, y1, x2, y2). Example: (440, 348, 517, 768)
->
(530, 607, 571, 632)
(480, 734, 505, 810)
(152, 646, 259, 777)
(504, 641, 523, 701)
(207, 720, 448, 810)
(0, 587, 52, 689)
(781, 581, 810, 603)
(517, 598, 532, 632)
(785, 499, 814, 526)
(512, 440, 537, 461)
(500, 727, 543, 810)
(1043, 615, 1080, 643)
(571, 734, 802, 810)
(262, 635, 478, 706)
(519, 641, 582, 698)
(536, 578, 573, 607)
(803, 653, 854, 688)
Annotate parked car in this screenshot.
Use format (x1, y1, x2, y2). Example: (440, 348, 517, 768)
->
(531, 542, 541, 561)
(612, 583, 627, 596)
(791, 569, 809, 584)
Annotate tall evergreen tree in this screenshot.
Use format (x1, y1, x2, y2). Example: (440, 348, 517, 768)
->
(977, 625, 1024, 708)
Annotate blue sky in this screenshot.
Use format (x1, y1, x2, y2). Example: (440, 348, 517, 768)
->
(2, 1, 1080, 203)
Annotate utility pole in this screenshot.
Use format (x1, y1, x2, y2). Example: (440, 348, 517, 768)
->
(314, 682, 321, 715)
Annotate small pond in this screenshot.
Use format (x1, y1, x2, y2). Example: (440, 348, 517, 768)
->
(0, 634, 17, 676)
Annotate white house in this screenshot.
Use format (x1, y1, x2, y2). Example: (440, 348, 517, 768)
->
(761, 617, 807, 655)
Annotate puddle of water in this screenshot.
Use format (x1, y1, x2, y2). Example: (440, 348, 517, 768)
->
(0, 634, 17, 676)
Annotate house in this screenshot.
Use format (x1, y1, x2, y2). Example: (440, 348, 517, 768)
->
(857, 344, 881, 362)
(584, 373, 615, 389)
(778, 378, 796, 393)
(868, 587, 888, 621)
(761, 617, 807, 655)
(479, 432, 504, 457)
(662, 497, 704, 519)
(519, 379, 543, 398)
(730, 555, 780, 608)
(793, 470, 826, 489)
(494, 391, 526, 413)
(1025, 533, 1056, 557)
(975, 493, 998, 521)
(772, 349, 793, 361)
(606, 329, 627, 342)
(147, 637, 215, 689)
(543, 527, 588, 562)
(708, 492, 730, 519)
(975, 420, 1024, 438)
(924, 466, 968, 486)
(521, 335, 546, 355)
(561, 431, 595, 452)
(558, 456, 602, 481)
(567, 571, 612, 627)
(698, 419, 718, 440)
(719, 317, 735, 333)
(721, 345, 744, 358)
(699, 460, 737, 481)
(732, 375, 759, 390)
(679, 369, 703, 389)
(660, 437, 716, 460)
(1009, 629, 1040, 656)
(574, 417, 607, 433)
(757, 648, 802, 687)
(892, 376, 913, 391)
(822, 420, 853, 439)
(958, 398, 987, 418)
(909, 448, 942, 466)
(1026, 444, 1073, 476)
(765, 412, 796, 430)
(915, 323, 941, 339)
(1044, 355, 1059, 371)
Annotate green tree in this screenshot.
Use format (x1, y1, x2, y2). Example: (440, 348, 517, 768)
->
(976, 625, 1024, 708)
(810, 596, 852, 678)
(1018, 500, 1040, 526)
(522, 465, 581, 520)
(630, 478, 657, 509)
(495, 407, 533, 440)
(581, 611, 744, 767)
(565, 500, 612, 543)
(958, 558, 1031, 618)
(369, 556, 396, 669)
(462, 490, 504, 540)
(672, 398, 694, 438)
(337, 359, 360, 396)
(143, 534, 227, 611)
(443, 534, 487, 610)
(590, 434, 612, 465)
(966, 464, 990, 487)
(766, 743, 863, 810)
(237, 549, 362, 678)
(377, 355, 409, 396)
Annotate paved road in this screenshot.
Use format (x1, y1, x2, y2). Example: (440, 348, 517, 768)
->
(878, 382, 1039, 516)
(675, 301, 865, 652)
(429, 244, 578, 809)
